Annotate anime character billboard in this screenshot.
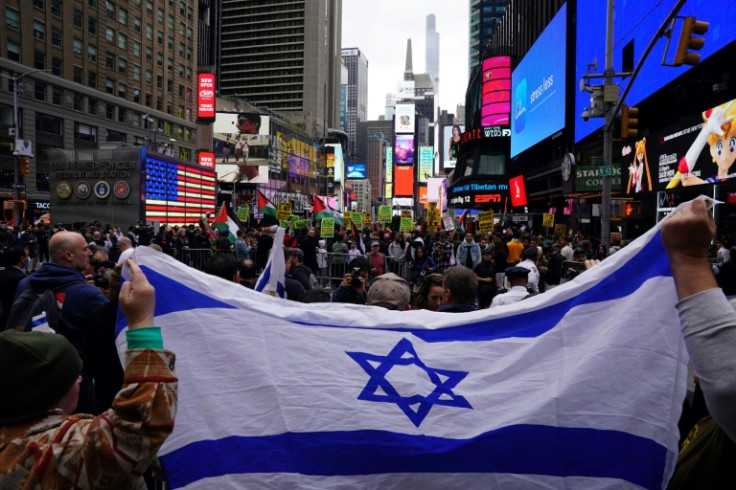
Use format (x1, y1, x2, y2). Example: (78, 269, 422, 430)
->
(625, 138, 653, 194)
(666, 99, 736, 188)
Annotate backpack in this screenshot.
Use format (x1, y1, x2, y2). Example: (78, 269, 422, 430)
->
(4, 280, 84, 336)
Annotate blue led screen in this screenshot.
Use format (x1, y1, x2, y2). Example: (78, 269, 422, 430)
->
(510, 3, 567, 158)
(575, 0, 736, 143)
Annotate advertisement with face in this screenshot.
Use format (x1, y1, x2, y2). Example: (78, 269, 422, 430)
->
(443, 125, 464, 170)
(624, 97, 736, 192)
(395, 104, 416, 134)
(395, 134, 415, 164)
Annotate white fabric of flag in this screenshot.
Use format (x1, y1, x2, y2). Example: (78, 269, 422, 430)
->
(117, 207, 691, 489)
(253, 227, 286, 298)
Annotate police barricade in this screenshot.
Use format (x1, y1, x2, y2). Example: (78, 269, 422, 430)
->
(173, 248, 214, 271)
(384, 256, 408, 280)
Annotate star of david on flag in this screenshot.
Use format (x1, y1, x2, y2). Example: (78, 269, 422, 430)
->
(347, 338, 472, 427)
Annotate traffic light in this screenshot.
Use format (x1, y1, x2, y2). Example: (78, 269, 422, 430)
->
(19, 157, 30, 175)
(673, 17, 709, 66)
(620, 104, 639, 139)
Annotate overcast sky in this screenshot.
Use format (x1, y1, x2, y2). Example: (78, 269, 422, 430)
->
(342, 0, 470, 120)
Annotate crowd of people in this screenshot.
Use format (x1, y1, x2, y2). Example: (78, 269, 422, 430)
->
(0, 200, 735, 486)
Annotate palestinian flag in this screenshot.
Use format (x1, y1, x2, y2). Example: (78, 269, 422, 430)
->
(351, 221, 366, 254)
(258, 189, 278, 218)
(457, 209, 468, 235)
(313, 195, 344, 226)
(212, 203, 240, 244)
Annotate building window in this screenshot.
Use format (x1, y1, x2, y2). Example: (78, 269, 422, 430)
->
(87, 99, 97, 115)
(145, 24, 152, 40)
(73, 65, 83, 83)
(146, 1, 153, 16)
(133, 65, 141, 81)
(166, 79, 173, 93)
(105, 78, 114, 94)
(178, 84, 185, 97)
(34, 82, 46, 101)
(178, 23, 184, 36)
(34, 50, 45, 69)
(156, 97, 162, 111)
(156, 52, 163, 67)
(157, 8, 163, 23)
(156, 75, 163, 89)
(118, 7, 127, 25)
(178, 43, 185, 57)
(106, 1, 115, 18)
(145, 47, 152, 62)
(157, 30, 163, 46)
(88, 0, 96, 7)
(73, 93, 84, 111)
(6, 7, 20, 29)
(167, 36, 173, 50)
(7, 41, 20, 62)
(33, 20, 45, 40)
(167, 57, 173, 71)
(118, 82, 126, 98)
(51, 0, 62, 17)
(133, 41, 141, 56)
(75, 123, 97, 143)
(108, 129, 126, 141)
(145, 93, 152, 107)
(186, 27, 192, 40)
(105, 103, 114, 119)
(118, 58, 127, 73)
(118, 33, 127, 49)
(88, 44, 97, 62)
(73, 38, 83, 56)
(88, 71, 97, 89)
(51, 28, 63, 48)
(33, 0, 44, 10)
(73, 9, 83, 28)
(179, 1, 185, 15)
(88, 17, 97, 34)
(52, 86, 62, 105)
(145, 69, 152, 85)
(52, 57, 62, 76)
(106, 27, 115, 43)
(133, 17, 141, 32)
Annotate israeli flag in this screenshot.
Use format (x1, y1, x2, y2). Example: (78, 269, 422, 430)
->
(116, 204, 692, 489)
(254, 226, 286, 298)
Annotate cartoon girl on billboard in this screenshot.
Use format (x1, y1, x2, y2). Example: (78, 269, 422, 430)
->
(668, 99, 736, 188)
(627, 138, 652, 193)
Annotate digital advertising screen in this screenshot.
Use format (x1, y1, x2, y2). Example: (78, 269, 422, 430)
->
(508, 175, 528, 207)
(575, 0, 736, 143)
(346, 163, 367, 179)
(385, 147, 393, 182)
(324, 143, 345, 183)
(197, 73, 216, 121)
(443, 124, 465, 170)
(395, 104, 416, 134)
(624, 96, 736, 193)
(394, 164, 415, 197)
(510, 3, 567, 158)
(482, 56, 511, 127)
(395, 134, 415, 164)
(418, 146, 433, 183)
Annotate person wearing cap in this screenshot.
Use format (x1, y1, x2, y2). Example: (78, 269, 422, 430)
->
(0, 258, 177, 488)
(288, 248, 314, 290)
(366, 273, 411, 311)
(368, 240, 386, 278)
(517, 246, 541, 293)
(437, 266, 478, 313)
(491, 267, 531, 307)
(475, 248, 496, 309)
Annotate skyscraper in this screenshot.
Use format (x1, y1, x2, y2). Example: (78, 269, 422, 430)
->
(219, 0, 342, 138)
(341, 48, 368, 161)
(469, 0, 508, 74)
(426, 14, 440, 94)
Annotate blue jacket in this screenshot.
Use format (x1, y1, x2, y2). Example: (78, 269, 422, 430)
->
(15, 262, 109, 347)
(456, 241, 481, 269)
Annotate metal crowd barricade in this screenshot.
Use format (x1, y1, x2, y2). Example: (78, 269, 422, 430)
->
(384, 256, 408, 279)
(173, 248, 214, 271)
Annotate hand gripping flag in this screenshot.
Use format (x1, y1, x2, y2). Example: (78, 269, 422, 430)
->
(116, 201, 699, 489)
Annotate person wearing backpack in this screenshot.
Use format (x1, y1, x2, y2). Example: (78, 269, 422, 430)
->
(8, 231, 108, 413)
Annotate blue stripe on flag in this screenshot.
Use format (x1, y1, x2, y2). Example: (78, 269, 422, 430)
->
(162, 425, 666, 489)
(116, 266, 237, 334)
(254, 263, 271, 292)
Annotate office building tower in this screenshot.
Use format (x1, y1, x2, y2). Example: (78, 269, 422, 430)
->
(219, 0, 342, 139)
(469, 0, 508, 73)
(341, 48, 368, 161)
(426, 14, 440, 94)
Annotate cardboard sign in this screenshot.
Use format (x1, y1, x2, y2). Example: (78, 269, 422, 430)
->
(542, 213, 555, 228)
(237, 205, 250, 221)
(378, 205, 392, 222)
(400, 210, 412, 219)
(443, 216, 455, 231)
(400, 217, 413, 233)
(362, 210, 372, 228)
(276, 202, 292, 220)
(478, 210, 495, 233)
(554, 224, 566, 237)
(320, 218, 335, 238)
(343, 212, 351, 229)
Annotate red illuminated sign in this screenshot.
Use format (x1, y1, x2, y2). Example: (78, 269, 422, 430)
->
(509, 175, 527, 207)
(394, 165, 415, 197)
(197, 73, 216, 120)
(481, 56, 511, 126)
(198, 152, 215, 168)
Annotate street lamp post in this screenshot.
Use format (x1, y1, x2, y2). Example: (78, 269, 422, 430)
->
(4, 68, 51, 226)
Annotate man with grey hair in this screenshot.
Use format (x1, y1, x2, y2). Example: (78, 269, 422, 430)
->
(437, 266, 478, 313)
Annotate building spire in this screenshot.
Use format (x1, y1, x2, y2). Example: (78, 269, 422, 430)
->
(404, 39, 414, 81)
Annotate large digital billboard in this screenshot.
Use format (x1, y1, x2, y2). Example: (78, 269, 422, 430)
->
(395, 104, 415, 134)
(510, 3, 567, 158)
(443, 124, 464, 170)
(197, 73, 216, 121)
(482, 56, 511, 126)
(623, 97, 736, 193)
(346, 163, 367, 179)
(395, 134, 415, 164)
(394, 164, 415, 197)
(575, 0, 736, 143)
(418, 146, 433, 183)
